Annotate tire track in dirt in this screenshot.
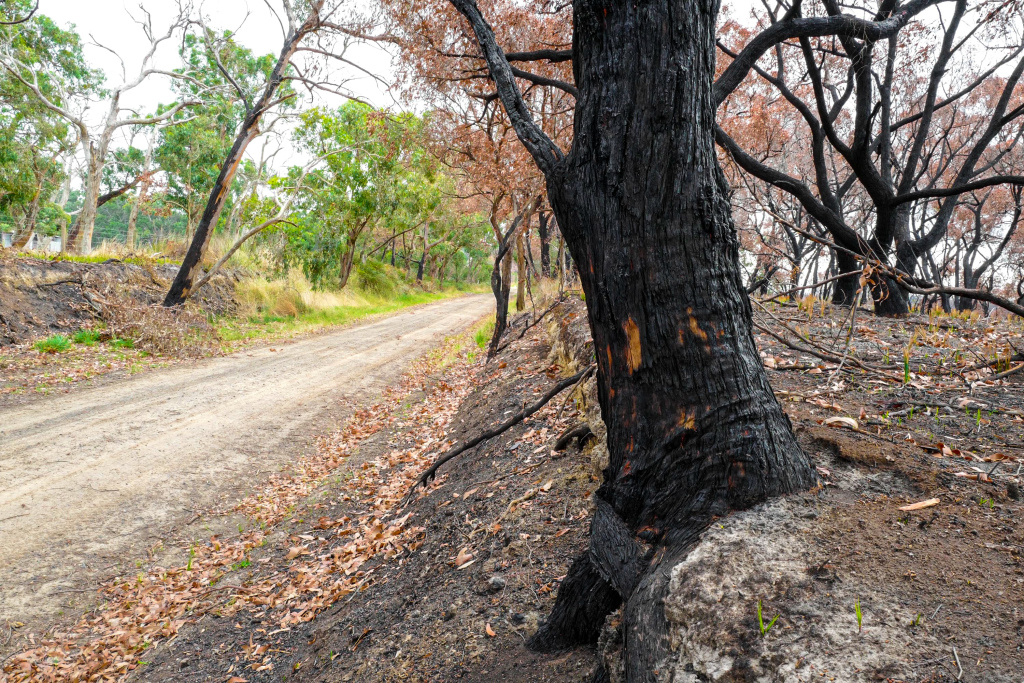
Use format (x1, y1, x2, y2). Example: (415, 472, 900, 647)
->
(0, 294, 491, 629)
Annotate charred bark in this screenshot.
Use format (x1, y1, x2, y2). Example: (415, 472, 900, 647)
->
(831, 250, 861, 307)
(449, 0, 817, 677)
(515, 231, 527, 311)
(538, 210, 552, 276)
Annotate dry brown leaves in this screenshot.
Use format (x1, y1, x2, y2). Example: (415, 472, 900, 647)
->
(100, 295, 219, 358)
(2, 334, 483, 683)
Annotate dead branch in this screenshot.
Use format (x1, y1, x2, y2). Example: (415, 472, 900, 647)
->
(496, 297, 566, 352)
(405, 364, 596, 498)
(554, 423, 594, 451)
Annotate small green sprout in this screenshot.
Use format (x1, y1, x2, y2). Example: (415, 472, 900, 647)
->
(904, 357, 911, 384)
(855, 600, 863, 632)
(757, 600, 779, 637)
(910, 613, 922, 627)
(186, 546, 196, 571)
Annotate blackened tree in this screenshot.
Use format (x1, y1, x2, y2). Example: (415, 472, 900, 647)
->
(716, 0, 1024, 315)
(427, 0, 947, 677)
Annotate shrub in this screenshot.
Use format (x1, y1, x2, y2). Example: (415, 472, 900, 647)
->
(353, 260, 406, 298)
(73, 329, 102, 346)
(34, 334, 72, 354)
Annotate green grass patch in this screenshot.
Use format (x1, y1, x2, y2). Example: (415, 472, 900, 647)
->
(17, 252, 180, 266)
(474, 317, 495, 349)
(34, 334, 72, 354)
(109, 338, 135, 349)
(73, 329, 102, 346)
(217, 288, 470, 344)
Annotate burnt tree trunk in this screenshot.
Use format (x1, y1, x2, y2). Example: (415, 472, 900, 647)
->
(831, 249, 861, 307)
(163, 5, 323, 306)
(538, 210, 552, 276)
(515, 231, 527, 311)
(531, 4, 817, 671)
(450, 0, 817, 677)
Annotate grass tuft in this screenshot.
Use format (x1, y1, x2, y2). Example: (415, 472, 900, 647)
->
(73, 329, 102, 346)
(34, 334, 72, 354)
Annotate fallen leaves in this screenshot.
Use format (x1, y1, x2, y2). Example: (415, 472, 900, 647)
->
(2, 333, 484, 683)
(898, 498, 941, 511)
(455, 548, 474, 568)
(824, 416, 859, 430)
(485, 623, 496, 638)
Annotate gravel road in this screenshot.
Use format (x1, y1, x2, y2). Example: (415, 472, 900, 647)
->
(0, 294, 490, 631)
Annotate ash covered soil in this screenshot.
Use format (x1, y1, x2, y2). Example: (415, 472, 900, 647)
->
(6, 295, 1023, 682)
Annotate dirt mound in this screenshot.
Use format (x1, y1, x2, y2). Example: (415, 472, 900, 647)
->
(0, 254, 237, 346)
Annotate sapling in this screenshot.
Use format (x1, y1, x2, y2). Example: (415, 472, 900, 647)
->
(757, 600, 779, 637)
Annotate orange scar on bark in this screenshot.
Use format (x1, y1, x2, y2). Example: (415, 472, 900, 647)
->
(625, 318, 642, 372)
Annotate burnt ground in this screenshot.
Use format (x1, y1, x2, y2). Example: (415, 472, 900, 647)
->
(7, 294, 1024, 682)
(0, 254, 237, 406)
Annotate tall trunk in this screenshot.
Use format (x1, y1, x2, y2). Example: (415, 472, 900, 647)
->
(126, 193, 141, 251)
(127, 139, 154, 252)
(164, 5, 323, 306)
(519, 0, 816, 675)
(515, 231, 526, 311)
(832, 249, 861, 306)
(338, 232, 359, 289)
(417, 221, 429, 282)
(68, 153, 103, 254)
(538, 210, 551, 276)
(487, 249, 513, 356)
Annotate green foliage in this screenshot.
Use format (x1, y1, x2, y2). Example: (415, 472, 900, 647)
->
(155, 31, 281, 234)
(34, 334, 71, 353)
(72, 329, 101, 345)
(757, 600, 779, 636)
(352, 260, 406, 298)
(475, 318, 495, 349)
(109, 337, 134, 349)
(855, 599, 863, 632)
(0, 3, 99, 237)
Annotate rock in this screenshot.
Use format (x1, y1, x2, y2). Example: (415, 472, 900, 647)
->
(486, 575, 506, 592)
(1008, 481, 1020, 501)
(443, 604, 457, 621)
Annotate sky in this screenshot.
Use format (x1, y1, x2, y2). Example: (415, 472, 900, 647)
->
(35, 0, 398, 167)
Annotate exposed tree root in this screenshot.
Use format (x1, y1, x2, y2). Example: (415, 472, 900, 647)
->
(554, 423, 594, 451)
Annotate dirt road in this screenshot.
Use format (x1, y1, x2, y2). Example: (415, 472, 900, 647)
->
(0, 295, 490, 632)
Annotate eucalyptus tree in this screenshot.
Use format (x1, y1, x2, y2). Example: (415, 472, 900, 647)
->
(0, 2, 90, 246)
(0, 4, 203, 253)
(279, 102, 445, 289)
(155, 31, 281, 242)
(164, 0, 379, 305)
(716, 0, 1024, 315)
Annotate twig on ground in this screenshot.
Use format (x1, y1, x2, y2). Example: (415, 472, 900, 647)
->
(404, 365, 596, 499)
(554, 423, 594, 451)
(987, 363, 1024, 382)
(497, 297, 565, 352)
